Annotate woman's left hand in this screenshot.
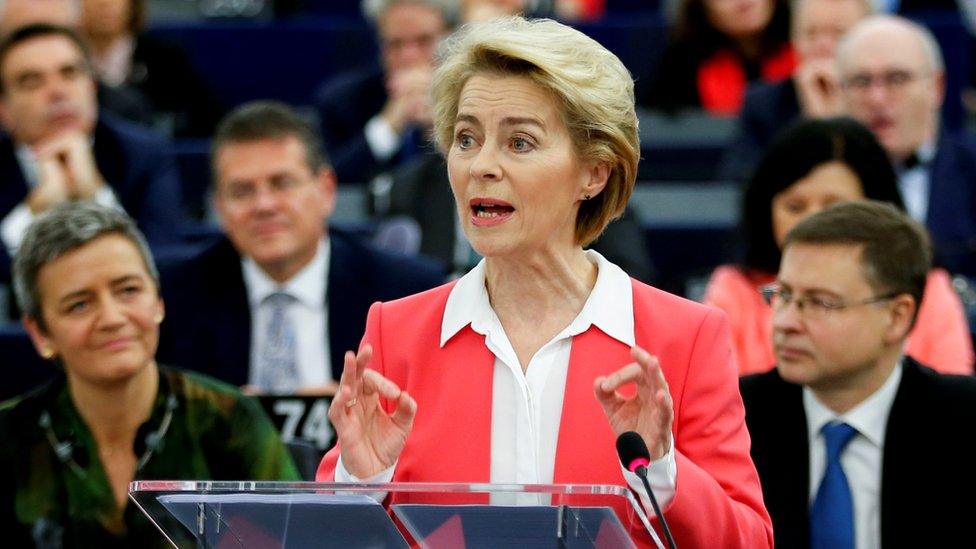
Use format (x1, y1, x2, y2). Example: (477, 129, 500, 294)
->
(593, 346, 674, 460)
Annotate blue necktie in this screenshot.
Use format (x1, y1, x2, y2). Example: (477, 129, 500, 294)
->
(257, 291, 299, 394)
(810, 422, 858, 549)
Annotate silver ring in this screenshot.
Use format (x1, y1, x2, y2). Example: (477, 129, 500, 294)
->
(345, 398, 358, 408)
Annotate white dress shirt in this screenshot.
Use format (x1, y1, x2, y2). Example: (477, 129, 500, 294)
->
(91, 35, 135, 87)
(337, 251, 677, 515)
(1, 144, 120, 255)
(804, 360, 903, 549)
(364, 115, 402, 163)
(243, 238, 332, 390)
(896, 140, 935, 223)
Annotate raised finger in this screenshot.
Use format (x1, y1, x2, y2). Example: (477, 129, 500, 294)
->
(632, 347, 666, 396)
(333, 351, 361, 408)
(593, 376, 626, 419)
(328, 383, 360, 426)
(390, 390, 417, 432)
(356, 344, 372, 380)
(598, 362, 643, 393)
(362, 368, 404, 401)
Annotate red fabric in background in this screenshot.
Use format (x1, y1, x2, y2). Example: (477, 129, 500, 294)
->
(697, 45, 796, 115)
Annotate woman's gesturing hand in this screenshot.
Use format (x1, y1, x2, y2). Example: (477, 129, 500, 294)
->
(593, 346, 675, 460)
(329, 345, 417, 478)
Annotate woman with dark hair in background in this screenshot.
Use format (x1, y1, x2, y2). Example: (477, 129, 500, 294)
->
(704, 116, 973, 375)
(641, 0, 794, 115)
(80, 0, 224, 137)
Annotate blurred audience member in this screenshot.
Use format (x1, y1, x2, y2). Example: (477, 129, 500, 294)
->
(157, 102, 446, 394)
(376, 154, 655, 281)
(721, 0, 872, 180)
(313, 0, 455, 184)
(741, 200, 976, 549)
(0, 202, 299, 548)
(641, 0, 795, 116)
(838, 15, 976, 277)
(460, 0, 604, 21)
(461, 0, 526, 21)
(80, 0, 224, 137)
(0, 24, 181, 283)
(0, 0, 78, 33)
(704, 117, 973, 375)
(552, 0, 605, 21)
(0, 0, 153, 127)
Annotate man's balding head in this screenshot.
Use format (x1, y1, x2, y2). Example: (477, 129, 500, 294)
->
(837, 15, 944, 162)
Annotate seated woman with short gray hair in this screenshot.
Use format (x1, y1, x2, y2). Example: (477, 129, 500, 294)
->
(0, 202, 300, 547)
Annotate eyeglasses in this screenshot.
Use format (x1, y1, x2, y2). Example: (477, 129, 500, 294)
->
(841, 69, 928, 93)
(760, 285, 898, 320)
(219, 176, 310, 206)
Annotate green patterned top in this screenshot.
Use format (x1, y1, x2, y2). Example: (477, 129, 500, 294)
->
(0, 365, 301, 548)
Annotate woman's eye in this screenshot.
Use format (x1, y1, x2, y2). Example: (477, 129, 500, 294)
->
(66, 301, 88, 314)
(512, 137, 532, 152)
(808, 297, 834, 311)
(785, 201, 806, 214)
(456, 134, 475, 149)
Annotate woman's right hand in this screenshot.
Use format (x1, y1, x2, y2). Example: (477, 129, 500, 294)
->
(329, 344, 417, 479)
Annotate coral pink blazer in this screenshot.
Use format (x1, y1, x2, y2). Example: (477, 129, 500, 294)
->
(318, 280, 773, 548)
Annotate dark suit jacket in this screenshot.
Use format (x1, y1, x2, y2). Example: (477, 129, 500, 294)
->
(382, 154, 656, 282)
(314, 65, 431, 184)
(156, 228, 447, 386)
(129, 34, 225, 138)
(740, 358, 976, 548)
(0, 114, 182, 280)
(926, 132, 976, 277)
(719, 79, 800, 182)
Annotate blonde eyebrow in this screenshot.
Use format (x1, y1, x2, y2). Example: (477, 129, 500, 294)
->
(455, 114, 546, 131)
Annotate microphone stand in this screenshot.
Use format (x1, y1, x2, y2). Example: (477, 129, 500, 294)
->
(634, 464, 678, 549)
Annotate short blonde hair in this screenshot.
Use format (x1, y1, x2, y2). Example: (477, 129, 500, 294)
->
(430, 16, 639, 246)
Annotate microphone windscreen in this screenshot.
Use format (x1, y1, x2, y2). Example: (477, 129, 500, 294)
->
(616, 431, 652, 472)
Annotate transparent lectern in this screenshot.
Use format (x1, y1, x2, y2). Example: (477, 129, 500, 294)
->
(129, 481, 658, 548)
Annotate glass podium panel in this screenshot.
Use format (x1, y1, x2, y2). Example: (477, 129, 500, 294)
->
(130, 481, 655, 548)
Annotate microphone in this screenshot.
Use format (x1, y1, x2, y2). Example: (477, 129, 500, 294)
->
(616, 431, 678, 549)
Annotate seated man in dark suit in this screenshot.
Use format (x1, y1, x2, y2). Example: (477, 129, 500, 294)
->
(741, 200, 976, 549)
(721, 0, 872, 181)
(0, 23, 181, 281)
(157, 101, 446, 394)
(313, 0, 454, 183)
(838, 15, 976, 277)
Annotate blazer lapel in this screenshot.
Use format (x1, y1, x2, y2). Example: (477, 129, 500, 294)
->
(553, 326, 633, 484)
(0, 134, 31, 215)
(398, 325, 494, 485)
(326, 232, 368, 380)
(762, 375, 810, 548)
(879, 359, 920, 547)
(208, 239, 252, 386)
